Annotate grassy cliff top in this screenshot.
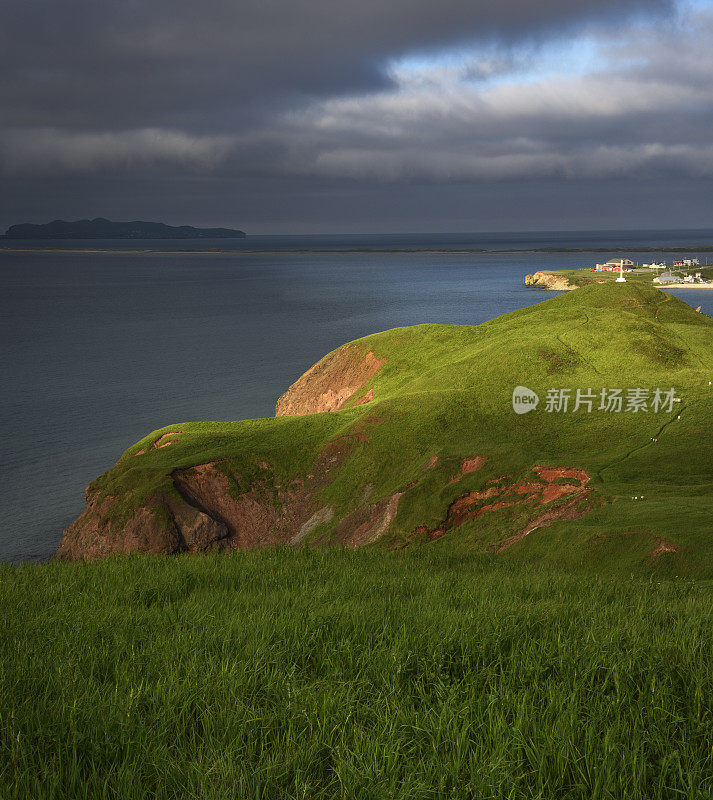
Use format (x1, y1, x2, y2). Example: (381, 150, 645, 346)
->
(534, 265, 713, 288)
(73, 282, 713, 574)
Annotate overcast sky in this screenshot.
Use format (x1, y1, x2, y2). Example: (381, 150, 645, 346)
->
(2, 0, 712, 234)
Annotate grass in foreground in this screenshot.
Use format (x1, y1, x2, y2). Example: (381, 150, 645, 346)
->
(2, 549, 713, 799)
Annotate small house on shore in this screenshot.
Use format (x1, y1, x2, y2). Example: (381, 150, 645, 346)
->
(653, 272, 683, 284)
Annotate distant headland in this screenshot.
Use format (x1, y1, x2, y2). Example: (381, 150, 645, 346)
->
(1, 218, 247, 240)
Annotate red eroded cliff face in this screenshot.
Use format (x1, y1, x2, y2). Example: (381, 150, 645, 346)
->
(55, 488, 226, 561)
(55, 342, 394, 561)
(275, 346, 386, 416)
(55, 434, 404, 561)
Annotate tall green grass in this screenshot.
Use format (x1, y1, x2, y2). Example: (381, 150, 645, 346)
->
(2, 549, 713, 799)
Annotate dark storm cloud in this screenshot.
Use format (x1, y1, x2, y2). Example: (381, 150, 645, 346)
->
(1, 0, 672, 131)
(242, 5, 713, 186)
(4, 0, 712, 235)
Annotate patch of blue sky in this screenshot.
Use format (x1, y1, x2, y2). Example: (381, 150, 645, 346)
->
(679, 0, 713, 12)
(388, 36, 610, 89)
(386, 0, 709, 92)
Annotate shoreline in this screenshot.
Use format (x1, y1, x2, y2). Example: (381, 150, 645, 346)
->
(659, 283, 713, 289)
(525, 267, 713, 292)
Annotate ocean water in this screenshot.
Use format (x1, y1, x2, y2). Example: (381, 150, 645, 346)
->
(2, 231, 713, 563)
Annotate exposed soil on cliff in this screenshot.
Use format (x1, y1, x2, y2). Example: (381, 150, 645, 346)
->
(409, 465, 595, 551)
(449, 455, 487, 483)
(593, 530, 681, 561)
(354, 387, 374, 406)
(525, 271, 575, 291)
(651, 538, 681, 560)
(172, 462, 309, 550)
(329, 492, 404, 549)
(154, 431, 183, 448)
(496, 495, 592, 552)
(56, 432, 382, 560)
(55, 494, 188, 561)
(275, 346, 386, 416)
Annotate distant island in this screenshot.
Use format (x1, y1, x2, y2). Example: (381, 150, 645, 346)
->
(2, 218, 246, 239)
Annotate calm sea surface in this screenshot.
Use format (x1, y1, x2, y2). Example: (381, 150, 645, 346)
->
(3, 230, 713, 563)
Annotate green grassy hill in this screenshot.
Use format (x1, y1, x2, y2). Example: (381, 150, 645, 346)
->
(58, 282, 713, 576)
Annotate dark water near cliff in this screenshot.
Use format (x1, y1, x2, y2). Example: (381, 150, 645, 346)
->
(3, 230, 713, 563)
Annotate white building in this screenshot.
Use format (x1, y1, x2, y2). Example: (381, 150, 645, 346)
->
(653, 272, 683, 284)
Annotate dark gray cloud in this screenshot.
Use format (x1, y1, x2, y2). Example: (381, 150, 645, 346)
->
(269, 14, 713, 184)
(4, 0, 713, 234)
(1, 0, 672, 130)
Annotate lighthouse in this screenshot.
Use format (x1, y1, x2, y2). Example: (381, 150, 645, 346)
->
(616, 258, 626, 282)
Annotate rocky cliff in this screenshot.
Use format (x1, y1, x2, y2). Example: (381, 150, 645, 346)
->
(56, 342, 393, 560)
(56, 434, 386, 560)
(275, 346, 386, 415)
(525, 271, 575, 290)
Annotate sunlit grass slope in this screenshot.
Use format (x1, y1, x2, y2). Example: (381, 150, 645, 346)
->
(79, 282, 713, 573)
